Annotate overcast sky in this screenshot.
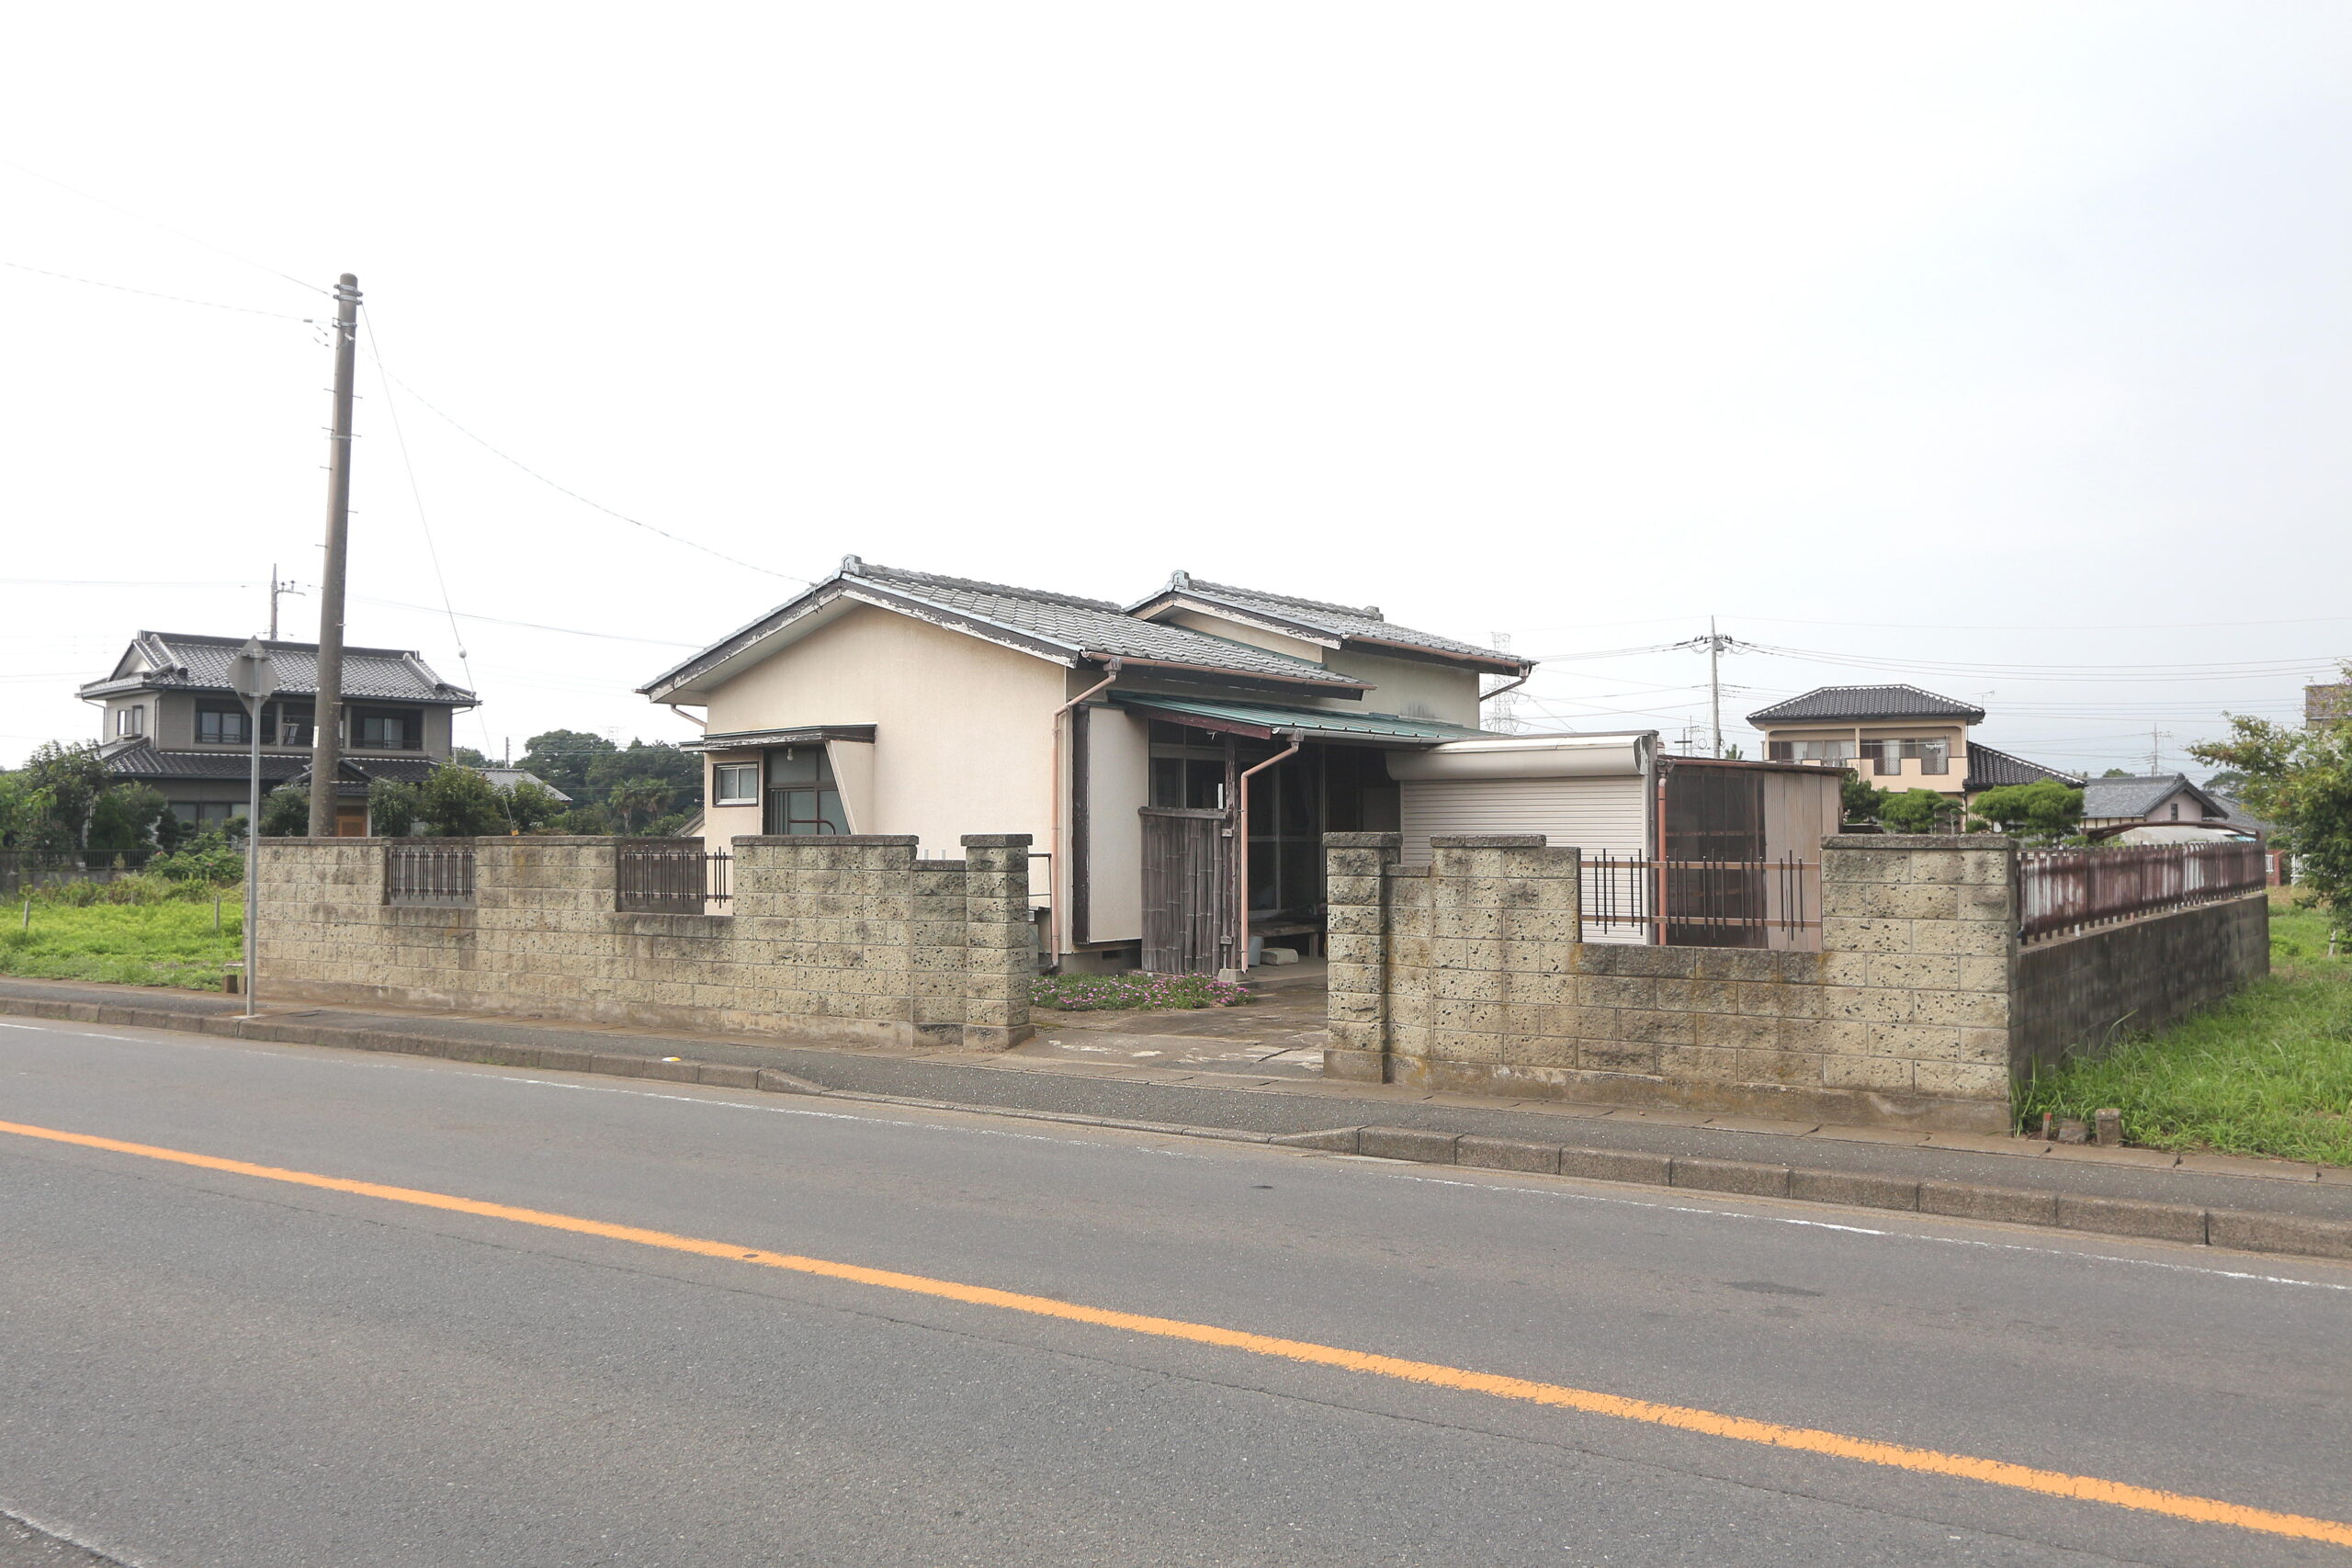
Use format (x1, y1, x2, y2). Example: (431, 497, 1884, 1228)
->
(5, 2, 2346, 777)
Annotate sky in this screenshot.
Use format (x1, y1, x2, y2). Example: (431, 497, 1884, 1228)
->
(5, 2, 2347, 778)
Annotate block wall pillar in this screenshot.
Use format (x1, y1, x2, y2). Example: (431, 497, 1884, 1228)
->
(960, 833, 1035, 1049)
(1322, 831, 1402, 1082)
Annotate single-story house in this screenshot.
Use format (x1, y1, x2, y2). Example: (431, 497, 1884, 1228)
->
(639, 558, 1838, 974)
(77, 631, 477, 836)
(2080, 773, 2244, 839)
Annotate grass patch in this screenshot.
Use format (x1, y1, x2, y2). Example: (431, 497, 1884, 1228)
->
(0, 882, 242, 990)
(2017, 894, 2352, 1165)
(1033, 972, 1254, 1011)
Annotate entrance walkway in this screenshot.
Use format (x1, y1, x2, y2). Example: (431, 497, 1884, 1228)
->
(1013, 960, 1329, 1077)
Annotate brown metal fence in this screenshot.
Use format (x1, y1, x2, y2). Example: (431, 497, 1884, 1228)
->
(1581, 852, 1819, 950)
(616, 840, 732, 913)
(383, 842, 475, 906)
(2017, 841, 2266, 943)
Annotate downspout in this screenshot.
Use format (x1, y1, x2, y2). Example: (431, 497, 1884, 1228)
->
(1049, 656, 1124, 968)
(1478, 667, 1534, 726)
(1228, 731, 1304, 980)
(666, 704, 706, 731)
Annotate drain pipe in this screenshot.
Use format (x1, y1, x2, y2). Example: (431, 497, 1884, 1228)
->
(1477, 667, 1534, 723)
(1226, 731, 1304, 983)
(1048, 656, 1124, 967)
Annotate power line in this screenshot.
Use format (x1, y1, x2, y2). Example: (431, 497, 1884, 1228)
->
(0, 158, 329, 297)
(364, 353, 812, 587)
(2, 258, 314, 321)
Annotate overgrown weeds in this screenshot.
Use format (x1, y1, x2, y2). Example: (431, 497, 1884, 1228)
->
(1033, 972, 1254, 1011)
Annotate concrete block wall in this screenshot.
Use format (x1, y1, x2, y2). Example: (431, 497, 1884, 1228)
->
(2013, 894, 2268, 1077)
(256, 834, 1033, 1050)
(1327, 832, 2006, 1133)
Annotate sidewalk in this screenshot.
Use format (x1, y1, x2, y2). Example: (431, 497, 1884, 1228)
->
(5, 976, 2349, 1244)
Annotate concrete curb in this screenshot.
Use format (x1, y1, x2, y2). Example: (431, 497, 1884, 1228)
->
(1288, 1126, 2352, 1263)
(10, 995, 2350, 1266)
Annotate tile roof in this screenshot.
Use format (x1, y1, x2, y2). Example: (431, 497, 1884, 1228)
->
(100, 744, 440, 796)
(1962, 743, 2084, 793)
(1111, 693, 1491, 744)
(641, 558, 1371, 698)
(1747, 684, 1985, 725)
(78, 632, 474, 705)
(1128, 572, 1529, 671)
(2081, 773, 2228, 822)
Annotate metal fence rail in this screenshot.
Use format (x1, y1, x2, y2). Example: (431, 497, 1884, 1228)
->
(1581, 852, 1819, 950)
(2017, 841, 2266, 942)
(616, 840, 732, 913)
(383, 842, 475, 906)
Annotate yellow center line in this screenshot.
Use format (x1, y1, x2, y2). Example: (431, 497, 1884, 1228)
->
(6, 1115, 2347, 1550)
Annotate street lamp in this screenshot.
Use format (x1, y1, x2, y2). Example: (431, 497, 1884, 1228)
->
(227, 637, 276, 1019)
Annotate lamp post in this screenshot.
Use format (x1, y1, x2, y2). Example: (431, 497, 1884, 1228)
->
(227, 637, 277, 1019)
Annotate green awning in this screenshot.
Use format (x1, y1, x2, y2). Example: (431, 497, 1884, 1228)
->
(1110, 694, 1491, 747)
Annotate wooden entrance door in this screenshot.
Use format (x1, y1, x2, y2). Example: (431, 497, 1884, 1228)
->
(1139, 807, 1231, 975)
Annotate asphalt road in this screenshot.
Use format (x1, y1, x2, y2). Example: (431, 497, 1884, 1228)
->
(2, 1017, 2347, 1568)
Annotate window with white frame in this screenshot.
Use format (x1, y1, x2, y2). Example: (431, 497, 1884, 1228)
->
(115, 705, 145, 738)
(711, 762, 760, 806)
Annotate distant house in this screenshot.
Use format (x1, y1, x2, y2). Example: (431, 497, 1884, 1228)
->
(2080, 773, 2239, 835)
(1745, 684, 2079, 806)
(478, 767, 571, 804)
(77, 631, 477, 837)
(2310, 682, 2352, 728)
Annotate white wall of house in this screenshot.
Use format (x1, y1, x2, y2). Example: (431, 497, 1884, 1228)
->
(1080, 704, 1149, 945)
(699, 603, 1066, 860)
(1319, 648, 1481, 725)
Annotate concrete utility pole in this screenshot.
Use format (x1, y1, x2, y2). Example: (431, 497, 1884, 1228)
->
(227, 638, 275, 1017)
(307, 274, 361, 838)
(268, 565, 303, 641)
(1709, 616, 1723, 759)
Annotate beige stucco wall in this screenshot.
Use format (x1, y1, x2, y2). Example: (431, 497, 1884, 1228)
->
(1081, 705, 1149, 944)
(1760, 722, 1969, 795)
(1317, 648, 1482, 725)
(1159, 609, 1327, 665)
(698, 603, 1067, 858)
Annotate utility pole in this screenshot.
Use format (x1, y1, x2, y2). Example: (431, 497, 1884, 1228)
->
(2146, 726, 2171, 775)
(1708, 615, 1724, 758)
(307, 274, 361, 838)
(267, 565, 304, 640)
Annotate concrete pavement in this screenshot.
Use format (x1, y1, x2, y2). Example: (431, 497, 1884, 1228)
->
(2, 1012, 2348, 1566)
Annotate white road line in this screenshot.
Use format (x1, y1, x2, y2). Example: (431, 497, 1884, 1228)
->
(7, 1014, 2351, 1295)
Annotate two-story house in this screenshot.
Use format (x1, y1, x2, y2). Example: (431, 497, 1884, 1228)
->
(79, 631, 476, 836)
(1746, 684, 2080, 807)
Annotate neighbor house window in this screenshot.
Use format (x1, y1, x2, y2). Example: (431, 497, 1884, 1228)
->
(115, 705, 145, 738)
(763, 747, 845, 835)
(351, 708, 421, 750)
(266, 702, 314, 747)
(712, 762, 759, 805)
(1766, 739, 1857, 763)
(173, 802, 240, 829)
(196, 703, 251, 745)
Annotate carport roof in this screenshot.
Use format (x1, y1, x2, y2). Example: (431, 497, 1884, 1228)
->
(1110, 694, 1492, 746)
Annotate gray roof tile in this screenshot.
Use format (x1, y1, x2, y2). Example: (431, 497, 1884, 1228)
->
(1131, 572, 1528, 669)
(2081, 773, 2228, 821)
(79, 633, 474, 705)
(1747, 684, 1985, 724)
(1962, 743, 2083, 792)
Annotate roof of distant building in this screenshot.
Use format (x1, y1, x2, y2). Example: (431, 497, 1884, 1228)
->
(78, 632, 475, 706)
(478, 767, 572, 804)
(1125, 572, 1531, 673)
(1962, 743, 2084, 793)
(1747, 684, 1986, 725)
(2081, 773, 2229, 822)
(99, 741, 438, 798)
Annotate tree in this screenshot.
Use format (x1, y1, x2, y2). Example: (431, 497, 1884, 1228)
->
(17, 742, 109, 848)
(416, 762, 508, 838)
(585, 741, 701, 813)
(2194, 703, 2352, 930)
(259, 784, 311, 837)
(450, 745, 493, 769)
(2202, 769, 2248, 797)
(501, 779, 568, 834)
(2100, 768, 2132, 778)
(1877, 788, 1959, 834)
(519, 730, 616, 803)
(368, 777, 423, 837)
(0, 772, 61, 849)
(605, 776, 676, 834)
(85, 784, 167, 852)
(1968, 781, 2084, 841)
(1839, 768, 1891, 825)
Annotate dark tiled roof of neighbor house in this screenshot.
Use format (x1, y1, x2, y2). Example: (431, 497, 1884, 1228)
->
(1126, 572, 1530, 671)
(641, 558, 1372, 697)
(1962, 743, 2084, 793)
(2081, 773, 2229, 822)
(99, 744, 440, 796)
(1747, 684, 1986, 725)
(77, 632, 475, 705)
